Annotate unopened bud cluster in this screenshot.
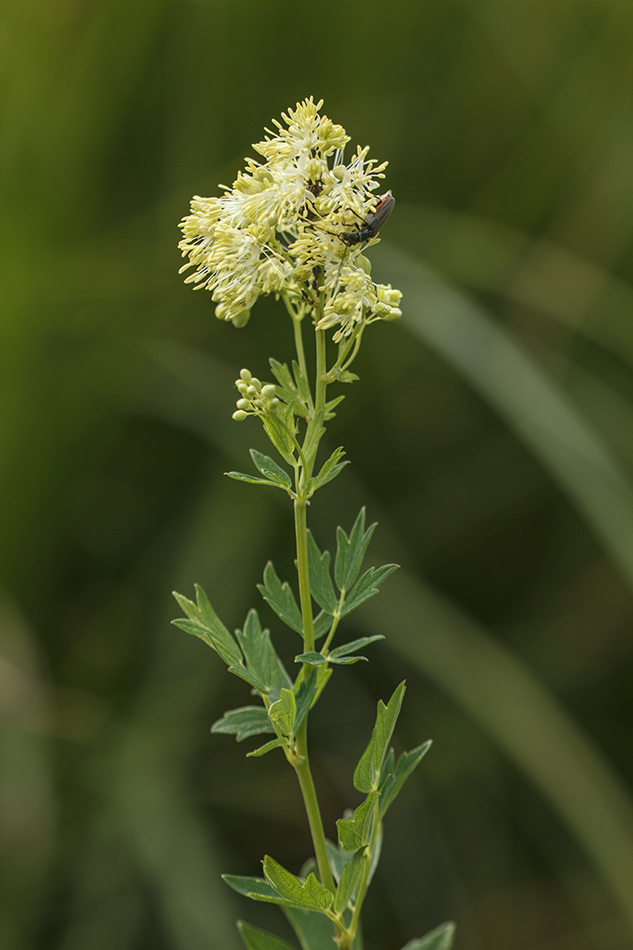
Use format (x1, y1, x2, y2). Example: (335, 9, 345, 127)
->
(232, 368, 279, 421)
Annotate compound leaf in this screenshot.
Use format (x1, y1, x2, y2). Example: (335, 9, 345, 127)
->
(268, 688, 296, 737)
(336, 791, 378, 852)
(307, 532, 337, 614)
(258, 562, 304, 635)
(236, 609, 280, 692)
(263, 857, 333, 913)
(310, 447, 349, 494)
(334, 509, 376, 593)
(211, 706, 274, 742)
(172, 585, 242, 668)
(223, 874, 303, 910)
(353, 682, 406, 793)
(250, 449, 293, 489)
(246, 737, 288, 758)
(380, 740, 432, 817)
(334, 848, 366, 915)
(340, 564, 399, 617)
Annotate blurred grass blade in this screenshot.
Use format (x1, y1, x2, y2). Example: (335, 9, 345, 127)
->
(380, 244, 633, 593)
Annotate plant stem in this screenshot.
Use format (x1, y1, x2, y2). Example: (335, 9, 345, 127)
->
(288, 317, 336, 894)
(293, 493, 336, 894)
(290, 305, 314, 412)
(294, 497, 315, 655)
(315, 327, 327, 415)
(293, 719, 336, 894)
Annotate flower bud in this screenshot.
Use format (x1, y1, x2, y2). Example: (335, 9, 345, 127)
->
(232, 410, 248, 421)
(231, 309, 251, 328)
(382, 307, 402, 322)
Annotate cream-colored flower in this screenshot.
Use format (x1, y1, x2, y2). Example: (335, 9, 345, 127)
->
(178, 97, 401, 338)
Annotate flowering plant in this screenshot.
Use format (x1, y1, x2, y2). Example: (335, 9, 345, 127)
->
(174, 99, 455, 950)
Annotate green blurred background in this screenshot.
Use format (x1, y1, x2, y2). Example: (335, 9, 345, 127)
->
(3, 1, 633, 948)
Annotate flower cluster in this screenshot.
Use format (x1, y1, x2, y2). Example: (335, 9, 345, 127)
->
(178, 98, 402, 340)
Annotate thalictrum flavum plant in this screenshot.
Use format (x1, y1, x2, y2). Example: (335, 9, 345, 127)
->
(174, 98, 455, 950)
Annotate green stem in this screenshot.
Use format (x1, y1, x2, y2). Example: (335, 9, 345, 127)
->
(294, 497, 315, 654)
(291, 305, 314, 413)
(293, 719, 336, 894)
(292, 493, 336, 894)
(315, 326, 327, 415)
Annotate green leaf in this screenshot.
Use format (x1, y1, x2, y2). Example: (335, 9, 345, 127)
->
(325, 839, 353, 884)
(334, 509, 377, 593)
(227, 663, 267, 692)
(353, 682, 406, 793)
(315, 664, 332, 700)
(326, 833, 382, 893)
(264, 857, 333, 913)
(366, 825, 382, 890)
(294, 652, 328, 667)
(333, 848, 366, 915)
(268, 688, 296, 737)
(223, 874, 303, 909)
(211, 706, 275, 742)
(307, 532, 337, 614)
(236, 609, 280, 692)
(379, 740, 432, 817)
(294, 669, 318, 732)
(336, 791, 378, 852)
(246, 737, 288, 758)
(292, 360, 312, 405)
(302, 408, 326, 462)
(268, 660, 294, 703)
(323, 394, 346, 420)
(250, 449, 293, 489)
(295, 637, 384, 668)
(340, 564, 399, 617)
(400, 922, 456, 950)
(310, 447, 349, 494)
(258, 562, 303, 634)
(282, 907, 338, 950)
(238, 920, 297, 950)
(329, 636, 385, 661)
(353, 730, 379, 796)
(225, 471, 289, 489)
(313, 611, 332, 640)
(269, 358, 297, 395)
(262, 403, 296, 464)
(172, 586, 242, 667)
(329, 368, 359, 385)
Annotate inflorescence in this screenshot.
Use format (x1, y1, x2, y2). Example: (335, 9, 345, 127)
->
(178, 98, 402, 343)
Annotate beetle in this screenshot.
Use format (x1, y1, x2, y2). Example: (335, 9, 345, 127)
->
(339, 189, 395, 246)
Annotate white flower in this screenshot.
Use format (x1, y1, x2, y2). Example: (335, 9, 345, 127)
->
(178, 98, 401, 337)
